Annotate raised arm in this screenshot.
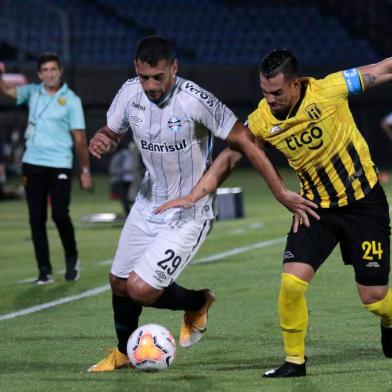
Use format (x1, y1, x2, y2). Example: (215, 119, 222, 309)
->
(89, 125, 121, 159)
(359, 57, 392, 89)
(0, 63, 17, 100)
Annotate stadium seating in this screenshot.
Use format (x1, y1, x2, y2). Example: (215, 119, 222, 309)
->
(0, 0, 380, 65)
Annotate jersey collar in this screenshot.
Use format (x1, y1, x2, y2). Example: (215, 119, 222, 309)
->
(147, 78, 178, 108)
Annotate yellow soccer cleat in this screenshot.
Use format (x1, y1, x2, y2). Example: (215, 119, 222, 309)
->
(88, 348, 130, 372)
(180, 289, 216, 348)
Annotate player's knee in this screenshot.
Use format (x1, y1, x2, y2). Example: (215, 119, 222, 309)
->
(281, 273, 309, 298)
(109, 273, 128, 296)
(126, 274, 160, 306)
(127, 285, 154, 305)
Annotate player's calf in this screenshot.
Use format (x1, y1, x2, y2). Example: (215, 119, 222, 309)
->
(381, 324, 392, 358)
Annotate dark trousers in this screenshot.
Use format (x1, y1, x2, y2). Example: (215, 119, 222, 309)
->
(111, 180, 131, 215)
(22, 163, 78, 275)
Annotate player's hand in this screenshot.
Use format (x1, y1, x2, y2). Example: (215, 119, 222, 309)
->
(89, 133, 113, 159)
(153, 195, 195, 214)
(0, 63, 5, 74)
(79, 171, 93, 190)
(278, 190, 319, 233)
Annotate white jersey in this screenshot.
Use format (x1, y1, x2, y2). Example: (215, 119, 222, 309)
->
(107, 76, 237, 222)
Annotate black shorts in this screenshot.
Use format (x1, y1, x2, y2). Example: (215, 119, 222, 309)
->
(283, 182, 391, 286)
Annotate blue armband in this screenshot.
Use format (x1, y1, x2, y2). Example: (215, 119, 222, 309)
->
(342, 68, 362, 95)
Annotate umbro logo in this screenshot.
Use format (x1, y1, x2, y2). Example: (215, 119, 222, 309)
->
(155, 270, 166, 280)
(58, 173, 68, 180)
(284, 251, 294, 259)
(270, 125, 282, 134)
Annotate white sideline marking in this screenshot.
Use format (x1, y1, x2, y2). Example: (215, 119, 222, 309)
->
(2, 237, 284, 321)
(98, 259, 114, 266)
(0, 285, 110, 321)
(192, 237, 285, 264)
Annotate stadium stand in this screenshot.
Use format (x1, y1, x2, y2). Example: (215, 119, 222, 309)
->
(0, 0, 383, 66)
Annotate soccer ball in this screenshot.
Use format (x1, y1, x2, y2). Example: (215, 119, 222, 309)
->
(127, 323, 176, 371)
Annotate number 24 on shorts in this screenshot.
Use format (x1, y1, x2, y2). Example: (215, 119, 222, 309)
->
(362, 240, 384, 261)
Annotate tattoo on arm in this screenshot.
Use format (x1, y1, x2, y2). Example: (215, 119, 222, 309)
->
(362, 73, 376, 89)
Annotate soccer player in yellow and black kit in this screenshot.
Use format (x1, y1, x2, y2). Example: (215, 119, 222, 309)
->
(155, 49, 392, 377)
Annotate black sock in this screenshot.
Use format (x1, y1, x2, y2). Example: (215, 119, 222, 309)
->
(112, 294, 142, 354)
(151, 282, 205, 311)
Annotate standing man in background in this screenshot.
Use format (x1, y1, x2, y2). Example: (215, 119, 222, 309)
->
(0, 53, 92, 284)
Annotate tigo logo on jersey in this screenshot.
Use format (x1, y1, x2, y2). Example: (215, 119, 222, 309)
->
(168, 116, 182, 132)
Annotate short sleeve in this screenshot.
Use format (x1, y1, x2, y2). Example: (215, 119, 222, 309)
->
(16, 84, 34, 105)
(318, 69, 363, 101)
(69, 96, 86, 130)
(107, 82, 131, 134)
(183, 82, 237, 140)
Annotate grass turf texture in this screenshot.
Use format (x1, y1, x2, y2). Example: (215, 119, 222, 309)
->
(1, 168, 392, 392)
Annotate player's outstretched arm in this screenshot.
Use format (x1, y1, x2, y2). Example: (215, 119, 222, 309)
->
(226, 121, 319, 230)
(89, 125, 121, 159)
(0, 63, 17, 99)
(154, 147, 243, 214)
(359, 57, 392, 89)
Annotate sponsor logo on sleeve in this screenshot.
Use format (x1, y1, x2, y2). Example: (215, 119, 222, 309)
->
(184, 82, 215, 107)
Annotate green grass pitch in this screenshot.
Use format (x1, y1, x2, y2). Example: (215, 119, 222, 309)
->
(1, 168, 392, 392)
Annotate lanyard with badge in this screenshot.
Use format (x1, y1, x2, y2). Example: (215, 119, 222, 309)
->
(25, 89, 60, 140)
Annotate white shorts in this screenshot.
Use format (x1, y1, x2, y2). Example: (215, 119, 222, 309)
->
(111, 206, 214, 289)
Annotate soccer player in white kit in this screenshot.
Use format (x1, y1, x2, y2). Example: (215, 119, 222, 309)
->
(88, 36, 318, 372)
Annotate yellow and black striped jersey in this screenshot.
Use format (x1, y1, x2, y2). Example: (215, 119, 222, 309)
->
(247, 68, 378, 208)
